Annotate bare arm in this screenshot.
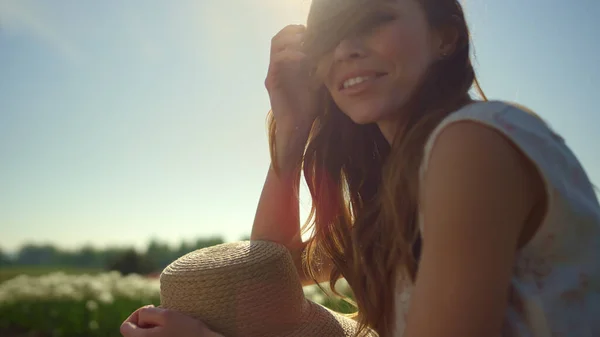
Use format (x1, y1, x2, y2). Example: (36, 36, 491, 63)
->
(403, 122, 545, 337)
(251, 128, 334, 286)
(256, 24, 336, 286)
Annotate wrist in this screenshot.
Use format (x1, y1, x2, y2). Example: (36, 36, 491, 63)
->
(276, 121, 312, 140)
(274, 125, 310, 173)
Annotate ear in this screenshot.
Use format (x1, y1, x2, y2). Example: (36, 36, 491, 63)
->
(435, 24, 459, 59)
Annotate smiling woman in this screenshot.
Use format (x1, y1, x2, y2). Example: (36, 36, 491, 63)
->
(311, 0, 450, 127)
(120, 0, 600, 336)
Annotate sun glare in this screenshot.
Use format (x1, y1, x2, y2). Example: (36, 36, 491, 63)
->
(262, 0, 312, 24)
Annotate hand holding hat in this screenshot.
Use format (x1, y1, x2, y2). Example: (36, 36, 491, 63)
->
(122, 240, 377, 337)
(120, 305, 224, 337)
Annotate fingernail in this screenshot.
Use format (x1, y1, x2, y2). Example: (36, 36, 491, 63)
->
(150, 306, 166, 313)
(120, 322, 137, 334)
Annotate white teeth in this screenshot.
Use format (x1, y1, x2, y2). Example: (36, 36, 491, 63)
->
(343, 76, 370, 89)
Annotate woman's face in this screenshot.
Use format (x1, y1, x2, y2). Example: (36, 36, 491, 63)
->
(317, 0, 443, 126)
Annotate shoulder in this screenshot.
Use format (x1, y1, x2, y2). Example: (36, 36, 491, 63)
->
(420, 100, 555, 202)
(420, 107, 544, 216)
(419, 100, 547, 239)
(425, 100, 559, 156)
(422, 100, 549, 175)
(443, 100, 546, 123)
(430, 99, 548, 149)
(405, 101, 550, 337)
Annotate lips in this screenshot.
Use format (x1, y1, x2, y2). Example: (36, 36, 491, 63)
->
(336, 71, 388, 97)
(337, 71, 387, 90)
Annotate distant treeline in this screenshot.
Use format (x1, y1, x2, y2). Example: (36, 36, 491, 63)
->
(0, 236, 249, 275)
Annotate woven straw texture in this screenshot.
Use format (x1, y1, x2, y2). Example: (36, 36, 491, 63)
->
(159, 240, 377, 337)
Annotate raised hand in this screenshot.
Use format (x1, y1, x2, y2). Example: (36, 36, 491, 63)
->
(265, 24, 319, 171)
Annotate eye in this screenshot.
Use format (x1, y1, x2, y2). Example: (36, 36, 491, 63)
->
(360, 12, 397, 32)
(373, 13, 397, 24)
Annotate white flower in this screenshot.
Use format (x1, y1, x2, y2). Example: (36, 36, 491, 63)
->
(86, 300, 99, 311)
(0, 271, 160, 315)
(89, 320, 99, 330)
(310, 292, 327, 304)
(97, 291, 114, 304)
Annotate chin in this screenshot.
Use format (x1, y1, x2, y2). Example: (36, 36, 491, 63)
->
(336, 97, 402, 125)
(340, 104, 396, 125)
(346, 112, 381, 125)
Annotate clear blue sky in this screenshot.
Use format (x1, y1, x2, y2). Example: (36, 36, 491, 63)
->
(1, 0, 598, 253)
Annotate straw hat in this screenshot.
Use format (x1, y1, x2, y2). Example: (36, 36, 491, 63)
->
(159, 240, 377, 337)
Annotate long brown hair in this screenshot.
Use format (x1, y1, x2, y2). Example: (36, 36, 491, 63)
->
(267, 0, 486, 335)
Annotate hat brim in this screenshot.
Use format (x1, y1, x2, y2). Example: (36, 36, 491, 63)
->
(280, 300, 374, 337)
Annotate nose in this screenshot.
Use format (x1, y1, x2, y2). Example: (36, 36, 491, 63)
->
(333, 37, 367, 63)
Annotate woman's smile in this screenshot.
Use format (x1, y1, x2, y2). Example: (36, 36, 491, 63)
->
(338, 71, 389, 96)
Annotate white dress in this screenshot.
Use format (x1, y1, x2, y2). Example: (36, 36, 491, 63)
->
(393, 101, 600, 337)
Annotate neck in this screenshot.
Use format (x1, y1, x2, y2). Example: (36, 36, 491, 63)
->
(377, 96, 477, 145)
(376, 119, 399, 145)
(375, 105, 419, 145)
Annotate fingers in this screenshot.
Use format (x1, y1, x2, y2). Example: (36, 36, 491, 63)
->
(272, 24, 306, 42)
(266, 25, 311, 93)
(271, 24, 306, 56)
(271, 33, 304, 54)
(137, 306, 170, 328)
(270, 50, 307, 66)
(120, 307, 219, 337)
(120, 321, 158, 337)
(265, 50, 307, 91)
(120, 306, 165, 337)
(123, 305, 154, 326)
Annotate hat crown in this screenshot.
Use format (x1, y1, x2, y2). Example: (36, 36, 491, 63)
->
(159, 241, 308, 336)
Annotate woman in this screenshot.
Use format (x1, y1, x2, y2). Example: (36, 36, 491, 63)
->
(121, 0, 600, 336)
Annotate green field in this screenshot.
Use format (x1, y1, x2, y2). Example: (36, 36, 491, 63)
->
(0, 266, 355, 337)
